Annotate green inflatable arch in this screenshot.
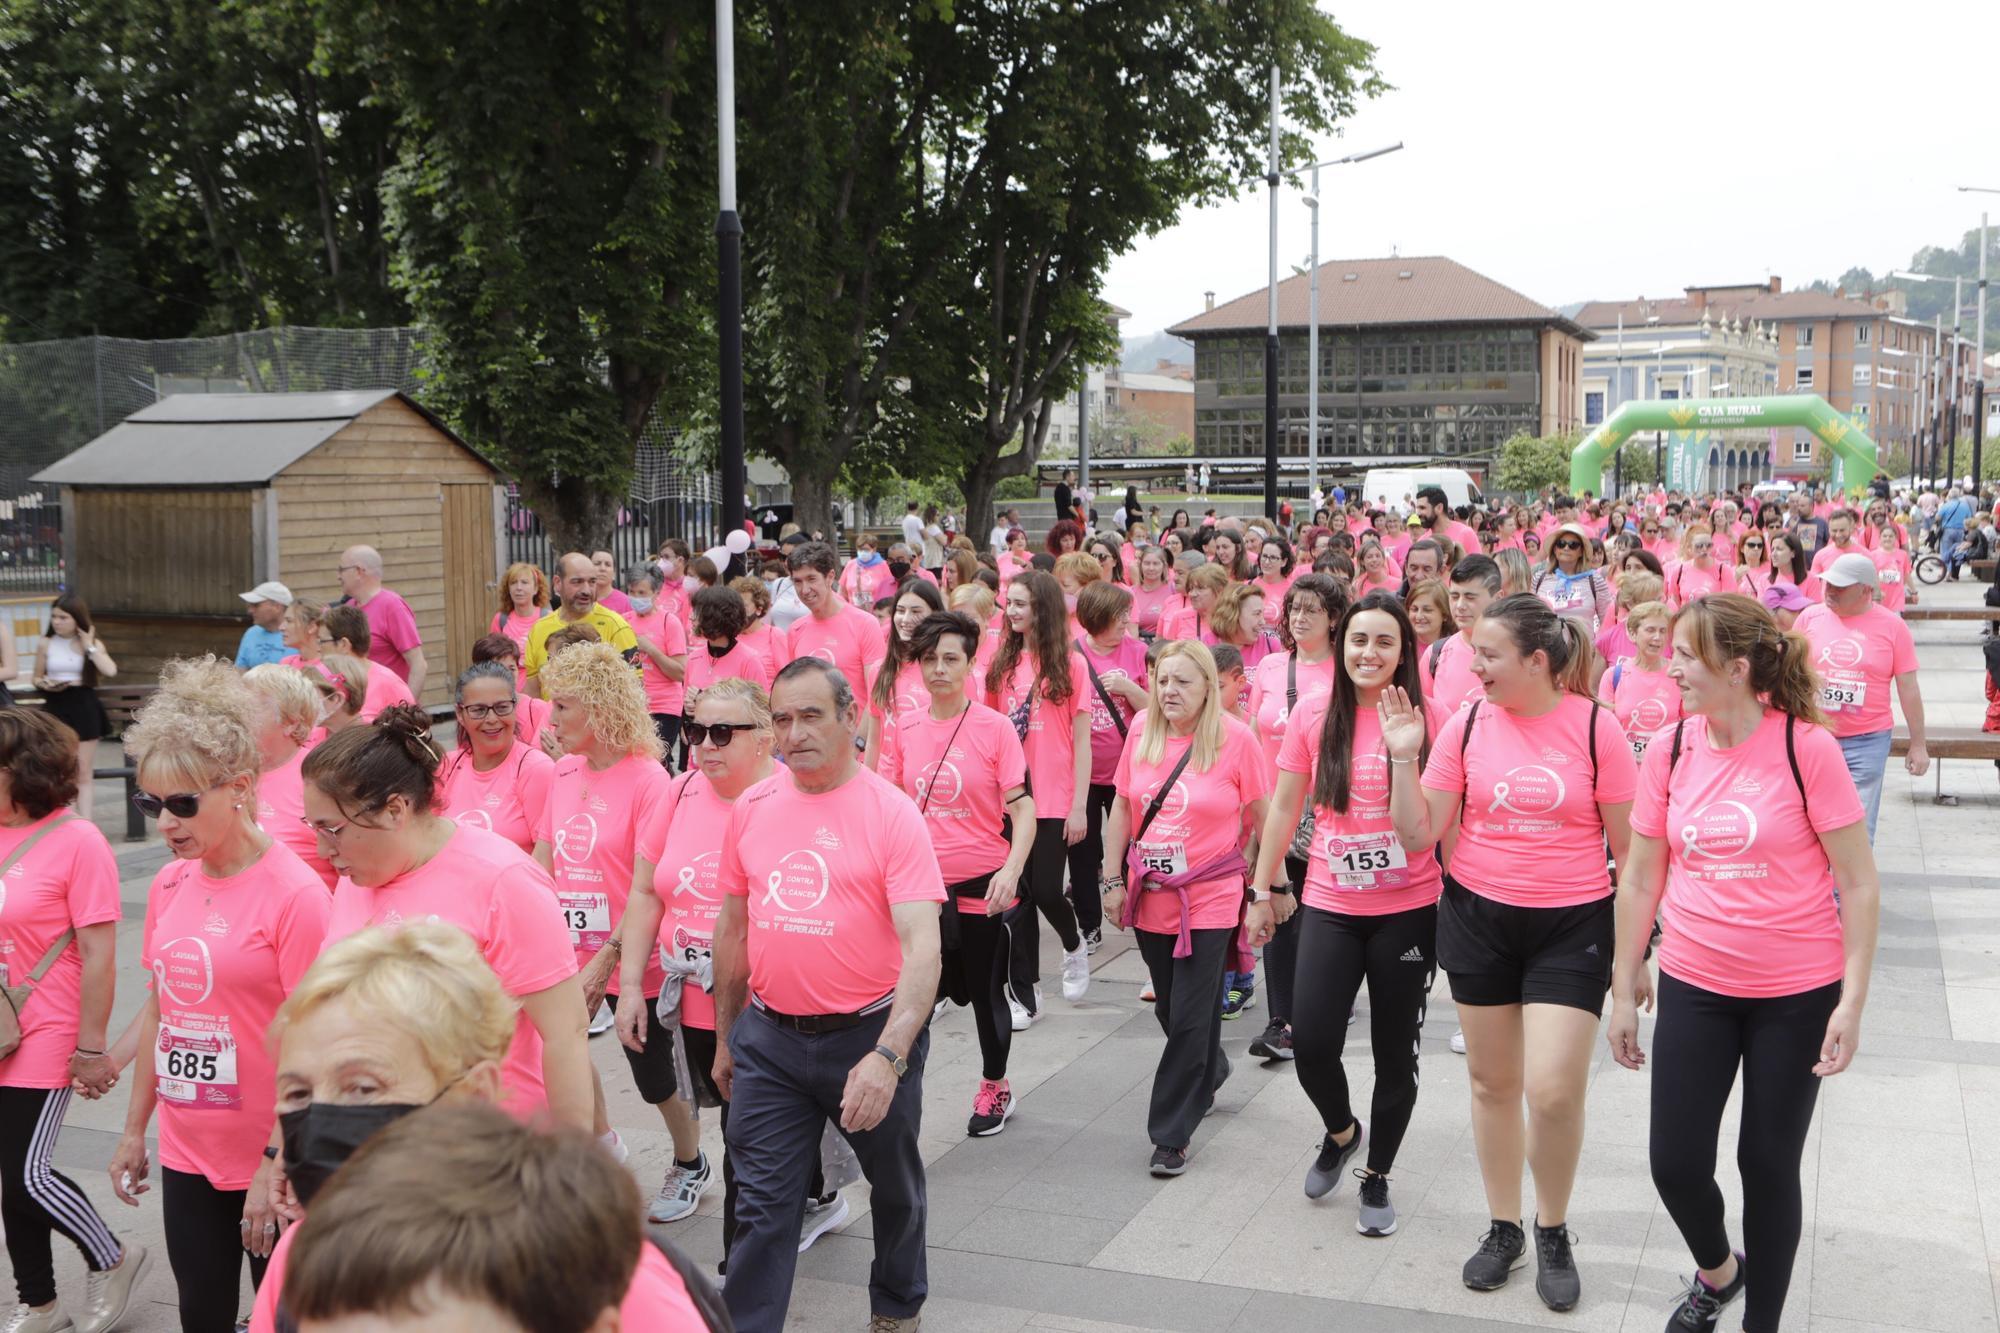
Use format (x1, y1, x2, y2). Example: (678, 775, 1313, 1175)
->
(1568, 393, 1878, 497)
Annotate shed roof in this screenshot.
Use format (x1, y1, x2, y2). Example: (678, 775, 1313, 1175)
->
(32, 389, 490, 487)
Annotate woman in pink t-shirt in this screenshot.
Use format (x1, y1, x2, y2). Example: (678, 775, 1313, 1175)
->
(1100, 641, 1270, 1177)
(1212, 584, 1279, 672)
(1249, 592, 1442, 1235)
(1864, 501, 1914, 613)
(243, 663, 340, 889)
(863, 579, 944, 771)
(107, 658, 331, 1329)
(435, 663, 555, 854)
(1596, 600, 1681, 764)
(1087, 535, 1126, 589)
(1129, 547, 1178, 641)
(1070, 583, 1151, 959)
(1353, 541, 1398, 599)
(0, 710, 138, 1328)
(1665, 526, 1742, 607)
(683, 584, 774, 719)
(489, 561, 550, 690)
(302, 709, 591, 1133)
(985, 571, 1093, 1023)
(1157, 563, 1227, 643)
(622, 567, 690, 770)
(1253, 537, 1297, 627)
(1389, 593, 1636, 1307)
(1608, 594, 1877, 1333)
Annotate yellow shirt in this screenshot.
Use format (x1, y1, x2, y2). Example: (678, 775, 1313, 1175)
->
(522, 605, 639, 679)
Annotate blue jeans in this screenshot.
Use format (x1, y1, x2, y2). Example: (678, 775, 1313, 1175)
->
(1836, 728, 1893, 843)
(1943, 526, 1968, 575)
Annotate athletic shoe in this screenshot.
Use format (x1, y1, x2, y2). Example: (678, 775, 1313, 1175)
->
(76, 1242, 147, 1333)
(798, 1192, 849, 1252)
(1247, 1019, 1294, 1061)
(967, 1079, 1013, 1137)
(1060, 944, 1091, 1001)
(600, 1129, 629, 1164)
(1221, 976, 1255, 1019)
(1665, 1253, 1745, 1330)
(1302, 1121, 1364, 1199)
(868, 1315, 921, 1332)
(1139, 978, 1156, 1002)
(1007, 991, 1032, 1031)
(1533, 1219, 1581, 1312)
(1083, 926, 1103, 956)
(588, 1001, 615, 1036)
(648, 1152, 713, 1223)
(1461, 1220, 1526, 1291)
(1148, 1145, 1188, 1177)
(1355, 1170, 1396, 1236)
(1449, 1028, 1466, 1054)
(4, 1305, 72, 1333)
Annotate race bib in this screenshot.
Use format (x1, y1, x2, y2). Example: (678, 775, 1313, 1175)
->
(1555, 587, 1585, 609)
(558, 890, 613, 950)
(1322, 830, 1408, 888)
(1630, 734, 1652, 761)
(1133, 840, 1188, 878)
(1881, 567, 1902, 584)
(155, 1021, 240, 1110)
(1819, 680, 1867, 712)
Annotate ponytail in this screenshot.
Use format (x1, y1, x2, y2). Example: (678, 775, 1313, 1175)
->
(1551, 616, 1597, 696)
(302, 702, 445, 818)
(1674, 593, 1827, 728)
(1480, 593, 1596, 696)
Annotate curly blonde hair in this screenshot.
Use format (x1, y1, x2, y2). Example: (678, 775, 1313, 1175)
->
(244, 663, 322, 747)
(123, 655, 261, 790)
(536, 640, 663, 761)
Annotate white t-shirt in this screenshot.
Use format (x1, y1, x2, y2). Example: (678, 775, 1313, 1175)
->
(901, 513, 924, 548)
(989, 525, 1011, 558)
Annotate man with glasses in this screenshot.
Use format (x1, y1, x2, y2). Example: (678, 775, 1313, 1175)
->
(336, 545, 426, 699)
(523, 553, 639, 697)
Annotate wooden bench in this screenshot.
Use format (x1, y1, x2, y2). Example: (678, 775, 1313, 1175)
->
(1893, 725, 2000, 807)
(1903, 607, 2000, 623)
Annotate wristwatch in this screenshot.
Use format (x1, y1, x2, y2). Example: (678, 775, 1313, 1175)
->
(873, 1044, 909, 1080)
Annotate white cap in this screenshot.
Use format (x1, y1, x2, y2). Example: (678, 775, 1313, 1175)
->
(1820, 553, 1879, 590)
(239, 580, 294, 606)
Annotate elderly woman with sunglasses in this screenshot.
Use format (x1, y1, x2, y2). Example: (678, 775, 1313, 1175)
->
(435, 663, 555, 855)
(109, 657, 330, 1333)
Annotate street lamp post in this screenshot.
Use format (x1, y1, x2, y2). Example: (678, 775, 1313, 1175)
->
(1263, 64, 1279, 522)
(715, 0, 746, 538)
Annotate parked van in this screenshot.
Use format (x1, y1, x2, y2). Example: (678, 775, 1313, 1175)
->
(1358, 467, 1484, 512)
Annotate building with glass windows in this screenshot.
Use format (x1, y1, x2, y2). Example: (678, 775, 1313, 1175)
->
(1166, 256, 1591, 473)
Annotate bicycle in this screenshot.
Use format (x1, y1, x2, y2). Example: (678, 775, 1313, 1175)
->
(1914, 550, 1948, 585)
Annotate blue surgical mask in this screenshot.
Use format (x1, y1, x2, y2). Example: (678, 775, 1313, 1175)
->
(629, 597, 656, 616)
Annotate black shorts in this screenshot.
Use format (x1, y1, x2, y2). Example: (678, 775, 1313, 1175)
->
(618, 992, 679, 1104)
(1436, 875, 1613, 1016)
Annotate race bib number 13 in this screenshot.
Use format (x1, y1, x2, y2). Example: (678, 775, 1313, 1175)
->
(558, 890, 613, 949)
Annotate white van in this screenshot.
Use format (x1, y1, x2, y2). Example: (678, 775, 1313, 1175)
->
(1358, 467, 1484, 513)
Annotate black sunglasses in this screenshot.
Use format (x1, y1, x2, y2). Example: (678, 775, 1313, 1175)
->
(132, 786, 219, 820)
(1553, 540, 1583, 550)
(683, 721, 758, 749)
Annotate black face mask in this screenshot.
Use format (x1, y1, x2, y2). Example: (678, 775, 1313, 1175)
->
(887, 560, 911, 581)
(280, 1101, 424, 1206)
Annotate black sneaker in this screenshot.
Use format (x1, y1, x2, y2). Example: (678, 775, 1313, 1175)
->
(1247, 1019, 1295, 1061)
(1665, 1253, 1745, 1331)
(1534, 1219, 1580, 1312)
(1083, 926, 1103, 956)
(1148, 1145, 1188, 1177)
(1354, 1169, 1396, 1237)
(1462, 1219, 1526, 1291)
(1302, 1120, 1364, 1199)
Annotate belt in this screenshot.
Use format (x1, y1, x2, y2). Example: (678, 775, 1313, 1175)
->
(751, 993, 892, 1035)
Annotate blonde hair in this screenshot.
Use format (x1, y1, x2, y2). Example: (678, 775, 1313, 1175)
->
(1625, 599, 1672, 632)
(1672, 594, 1825, 726)
(1492, 547, 1532, 596)
(1616, 571, 1664, 610)
(535, 640, 663, 761)
(244, 663, 322, 745)
(273, 923, 517, 1082)
(692, 675, 772, 732)
(315, 653, 369, 719)
(1136, 639, 1225, 770)
(1208, 583, 1264, 646)
(1053, 551, 1102, 590)
(124, 655, 261, 791)
(950, 582, 995, 627)
(285, 597, 326, 636)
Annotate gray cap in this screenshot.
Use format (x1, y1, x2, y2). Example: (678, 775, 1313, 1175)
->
(1819, 553, 1879, 590)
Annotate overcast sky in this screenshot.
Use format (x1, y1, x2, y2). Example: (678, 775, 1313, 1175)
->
(1105, 0, 2000, 340)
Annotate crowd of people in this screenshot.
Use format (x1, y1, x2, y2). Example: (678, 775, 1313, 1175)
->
(0, 470, 1991, 1333)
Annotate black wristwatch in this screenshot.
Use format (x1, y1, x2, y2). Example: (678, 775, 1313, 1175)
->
(873, 1044, 909, 1080)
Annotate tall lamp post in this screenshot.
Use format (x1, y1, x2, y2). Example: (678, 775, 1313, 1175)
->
(715, 0, 746, 538)
(1958, 189, 1994, 487)
(1895, 268, 1971, 484)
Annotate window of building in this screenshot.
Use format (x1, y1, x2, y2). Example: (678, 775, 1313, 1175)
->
(1793, 437, 1813, 463)
(1584, 391, 1604, 425)
(1795, 367, 1814, 389)
(1855, 324, 1870, 345)
(1797, 327, 1814, 347)
(1853, 365, 1871, 388)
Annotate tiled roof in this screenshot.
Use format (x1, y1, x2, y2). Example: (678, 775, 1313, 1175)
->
(1576, 288, 1888, 329)
(1168, 256, 1587, 338)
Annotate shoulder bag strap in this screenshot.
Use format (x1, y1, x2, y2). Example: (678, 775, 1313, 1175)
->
(1784, 713, 1808, 813)
(1076, 638, 1129, 738)
(1286, 653, 1298, 713)
(1668, 718, 1686, 777)
(1133, 745, 1198, 845)
(918, 705, 974, 816)
(1428, 638, 1445, 677)
(1459, 698, 1480, 759)
(7, 814, 80, 983)
(1587, 697, 1601, 783)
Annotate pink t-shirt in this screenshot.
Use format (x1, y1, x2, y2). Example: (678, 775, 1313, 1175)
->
(684, 638, 773, 703)
(1874, 546, 1912, 614)
(1806, 542, 1867, 599)
(0, 814, 121, 1089)
(546, 753, 675, 996)
(1115, 715, 1270, 934)
(1632, 711, 1862, 997)
(718, 767, 945, 1015)
(1598, 659, 1683, 763)
(437, 742, 556, 853)
(1129, 582, 1175, 637)
(324, 826, 575, 1117)
(866, 659, 930, 731)
(627, 607, 690, 716)
(1078, 638, 1149, 784)
(141, 845, 330, 1187)
(518, 694, 553, 746)
(358, 662, 416, 723)
(599, 587, 634, 616)
(1248, 650, 1338, 777)
(989, 651, 1090, 818)
(1424, 632, 1484, 718)
(1667, 561, 1741, 606)
(881, 703, 1026, 894)
(257, 748, 337, 890)
(491, 610, 541, 691)
(637, 771, 732, 1029)
(1794, 603, 1917, 737)
(784, 602, 888, 695)
(1421, 693, 1638, 908)
(1254, 575, 1293, 625)
(355, 588, 421, 682)
(1279, 697, 1443, 916)
(737, 623, 783, 682)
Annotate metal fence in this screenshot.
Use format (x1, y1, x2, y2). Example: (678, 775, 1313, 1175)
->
(502, 484, 724, 577)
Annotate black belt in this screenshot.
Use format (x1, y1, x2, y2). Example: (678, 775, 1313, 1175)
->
(752, 994, 891, 1035)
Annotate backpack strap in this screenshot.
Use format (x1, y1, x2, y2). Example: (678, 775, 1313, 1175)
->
(1459, 698, 1480, 758)
(1668, 719, 1686, 776)
(1785, 713, 1808, 813)
(1286, 653, 1298, 714)
(1611, 660, 1624, 693)
(1428, 638, 1446, 678)
(1587, 697, 1600, 783)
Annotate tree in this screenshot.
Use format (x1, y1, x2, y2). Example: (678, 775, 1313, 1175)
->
(324, 0, 717, 554)
(1615, 439, 1657, 488)
(1494, 431, 1574, 495)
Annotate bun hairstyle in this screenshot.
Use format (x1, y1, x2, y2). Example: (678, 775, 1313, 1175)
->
(1672, 593, 1826, 726)
(302, 703, 444, 820)
(1479, 592, 1596, 695)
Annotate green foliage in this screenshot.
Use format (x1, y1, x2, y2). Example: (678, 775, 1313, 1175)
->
(1494, 431, 1576, 495)
(1615, 439, 1657, 487)
(992, 475, 1039, 502)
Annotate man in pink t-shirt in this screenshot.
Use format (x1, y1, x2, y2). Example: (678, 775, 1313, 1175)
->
(1429, 555, 1501, 715)
(710, 657, 944, 1333)
(1803, 509, 1865, 601)
(1794, 552, 1928, 842)
(338, 545, 426, 698)
(780, 542, 888, 692)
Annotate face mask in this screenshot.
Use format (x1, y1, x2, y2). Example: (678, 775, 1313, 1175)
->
(280, 1101, 424, 1206)
(857, 551, 883, 568)
(887, 560, 911, 580)
(629, 597, 655, 616)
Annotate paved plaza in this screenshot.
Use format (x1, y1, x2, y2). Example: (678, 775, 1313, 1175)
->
(30, 579, 2000, 1332)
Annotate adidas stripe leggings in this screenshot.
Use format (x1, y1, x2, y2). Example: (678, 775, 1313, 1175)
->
(1291, 902, 1439, 1175)
(0, 1085, 122, 1308)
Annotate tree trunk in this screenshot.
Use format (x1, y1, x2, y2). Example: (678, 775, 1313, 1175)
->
(517, 474, 623, 560)
(787, 460, 838, 544)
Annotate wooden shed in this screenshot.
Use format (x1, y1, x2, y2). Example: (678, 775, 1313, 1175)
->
(33, 390, 503, 711)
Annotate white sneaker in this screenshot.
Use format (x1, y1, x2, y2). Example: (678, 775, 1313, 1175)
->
(798, 1191, 850, 1252)
(1060, 944, 1091, 1002)
(589, 1001, 615, 1036)
(1449, 1028, 1466, 1055)
(648, 1152, 712, 1223)
(4, 1304, 72, 1333)
(601, 1129, 629, 1164)
(76, 1242, 147, 1333)
(1139, 978, 1156, 1002)
(1007, 991, 1032, 1031)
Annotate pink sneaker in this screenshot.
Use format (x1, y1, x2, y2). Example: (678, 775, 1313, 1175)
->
(967, 1078, 1013, 1137)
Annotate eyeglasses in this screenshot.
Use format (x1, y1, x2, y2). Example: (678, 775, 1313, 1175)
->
(336, 565, 363, 575)
(683, 721, 759, 749)
(458, 700, 517, 721)
(131, 786, 222, 820)
(300, 812, 385, 844)
(1741, 540, 1765, 550)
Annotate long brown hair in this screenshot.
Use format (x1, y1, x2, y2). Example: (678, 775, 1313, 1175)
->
(1313, 593, 1430, 814)
(986, 570, 1074, 707)
(872, 577, 944, 715)
(1673, 593, 1825, 726)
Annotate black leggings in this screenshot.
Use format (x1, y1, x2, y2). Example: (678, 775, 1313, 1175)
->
(1292, 903, 1438, 1175)
(650, 712, 683, 771)
(1007, 818, 1082, 1009)
(163, 1167, 269, 1332)
(1649, 973, 1840, 1333)
(1063, 782, 1117, 936)
(1260, 854, 1309, 1025)
(0, 1085, 120, 1307)
(947, 878, 1014, 1082)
